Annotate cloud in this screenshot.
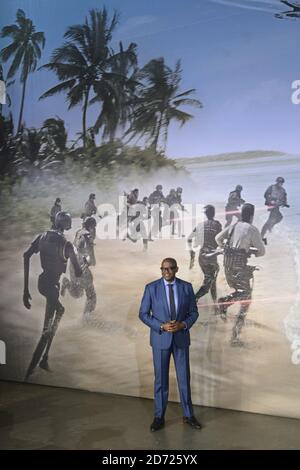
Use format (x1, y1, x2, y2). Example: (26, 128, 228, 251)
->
(208, 0, 281, 13)
(116, 15, 157, 37)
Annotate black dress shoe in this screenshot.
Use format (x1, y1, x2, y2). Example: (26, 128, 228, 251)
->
(150, 417, 165, 432)
(183, 416, 202, 429)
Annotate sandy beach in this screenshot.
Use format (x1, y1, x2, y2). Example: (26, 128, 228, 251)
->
(0, 211, 299, 419)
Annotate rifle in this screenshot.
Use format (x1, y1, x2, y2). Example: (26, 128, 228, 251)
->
(201, 248, 224, 258)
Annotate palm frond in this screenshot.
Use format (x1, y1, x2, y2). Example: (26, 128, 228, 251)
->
(16, 9, 26, 24)
(67, 82, 85, 108)
(41, 62, 84, 80)
(32, 31, 45, 48)
(172, 98, 203, 108)
(1, 25, 19, 38)
(7, 45, 25, 78)
(167, 107, 194, 125)
(173, 89, 196, 99)
(49, 43, 87, 67)
(0, 41, 19, 62)
(39, 79, 76, 100)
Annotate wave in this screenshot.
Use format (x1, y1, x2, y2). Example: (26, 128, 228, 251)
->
(283, 224, 300, 361)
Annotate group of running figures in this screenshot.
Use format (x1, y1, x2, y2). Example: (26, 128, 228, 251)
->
(22, 176, 289, 379)
(187, 176, 289, 346)
(121, 185, 185, 250)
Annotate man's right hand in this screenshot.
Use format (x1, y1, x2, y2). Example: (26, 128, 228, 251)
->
(162, 322, 174, 332)
(23, 291, 32, 309)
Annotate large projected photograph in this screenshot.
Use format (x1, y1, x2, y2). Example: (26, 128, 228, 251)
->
(0, 0, 300, 419)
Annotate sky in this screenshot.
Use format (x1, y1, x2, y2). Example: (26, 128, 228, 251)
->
(1, 0, 300, 157)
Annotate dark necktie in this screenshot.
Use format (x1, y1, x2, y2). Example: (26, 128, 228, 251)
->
(168, 284, 176, 321)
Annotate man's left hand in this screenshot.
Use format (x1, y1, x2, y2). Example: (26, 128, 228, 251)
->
(168, 321, 185, 333)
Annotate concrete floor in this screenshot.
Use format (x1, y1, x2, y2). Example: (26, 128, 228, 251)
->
(1, 381, 300, 450)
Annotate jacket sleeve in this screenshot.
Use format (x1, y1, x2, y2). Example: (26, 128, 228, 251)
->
(139, 285, 162, 334)
(184, 283, 199, 330)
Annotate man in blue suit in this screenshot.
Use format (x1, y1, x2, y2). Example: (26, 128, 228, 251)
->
(139, 257, 201, 432)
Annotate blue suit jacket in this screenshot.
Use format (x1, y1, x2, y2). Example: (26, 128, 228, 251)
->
(139, 277, 199, 349)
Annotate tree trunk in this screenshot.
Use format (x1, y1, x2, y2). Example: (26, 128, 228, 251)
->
(152, 111, 164, 153)
(17, 76, 27, 134)
(82, 86, 91, 149)
(162, 118, 169, 153)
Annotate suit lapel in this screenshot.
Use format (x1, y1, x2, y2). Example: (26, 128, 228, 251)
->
(176, 278, 183, 319)
(159, 278, 170, 319)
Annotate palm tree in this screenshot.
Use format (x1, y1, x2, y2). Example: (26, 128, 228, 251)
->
(0, 9, 45, 133)
(126, 58, 202, 152)
(13, 127, 62, 179)
(90, 40, 138, 141)
(40, 8, 137, 148)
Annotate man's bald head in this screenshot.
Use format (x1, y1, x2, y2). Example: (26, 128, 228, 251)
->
(161, 257, 177, 267)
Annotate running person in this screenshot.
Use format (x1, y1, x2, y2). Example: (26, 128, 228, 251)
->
(188, 205, 222, 304)
(216, 203, 265, 345)
(23, 212, 82, 379)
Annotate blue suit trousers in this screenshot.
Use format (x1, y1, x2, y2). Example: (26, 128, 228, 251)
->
(152, 339, 193, 418)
